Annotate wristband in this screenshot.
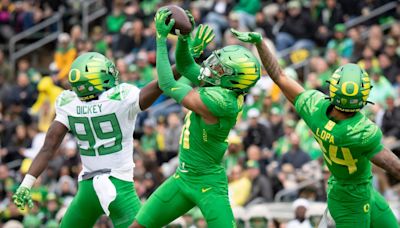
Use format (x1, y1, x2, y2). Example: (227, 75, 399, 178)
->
(20, 174, 36, 189)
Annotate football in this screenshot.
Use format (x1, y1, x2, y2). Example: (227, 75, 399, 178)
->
(164, 5, 192, 35)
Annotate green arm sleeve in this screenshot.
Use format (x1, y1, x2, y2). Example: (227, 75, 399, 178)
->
(157, 38, 192, 103)
(175, 37, 201, 86)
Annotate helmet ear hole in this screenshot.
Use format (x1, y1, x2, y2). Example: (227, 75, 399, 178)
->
(104, 80, 110, 84)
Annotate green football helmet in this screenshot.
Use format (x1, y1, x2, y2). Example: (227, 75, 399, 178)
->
(327, 63, 372, 112)
(198, 45, 261, 93)
(68, 52, 119, 101)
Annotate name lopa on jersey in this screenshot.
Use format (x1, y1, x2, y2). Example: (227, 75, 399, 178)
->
(55, 83, 141, 182)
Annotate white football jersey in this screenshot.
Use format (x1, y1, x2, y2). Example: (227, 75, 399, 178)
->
(55, 83, 141, 182)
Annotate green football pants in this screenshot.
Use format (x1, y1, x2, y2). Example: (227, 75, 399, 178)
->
(135, 172, 235, 228)
(328, 182, 398, 228)
(60, 177, 141, 228)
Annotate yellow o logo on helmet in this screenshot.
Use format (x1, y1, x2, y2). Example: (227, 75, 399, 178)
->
(68, 69, 81, 83)
(341, 81, 359, 96)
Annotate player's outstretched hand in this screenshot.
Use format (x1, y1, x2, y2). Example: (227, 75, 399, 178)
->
(231, 28, 262, 44)
(190, 24, 215, 58)
(154, 8, 175, 39)
(12, 186, 34, 210)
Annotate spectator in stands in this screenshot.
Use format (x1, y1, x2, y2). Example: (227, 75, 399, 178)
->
(9, 72, 36, 108)
(0, 50, 11, 83)
(91, 26, 109, 56)
(318, 0, 344, 30)
(115, 22, 135, 57)
(0, 164, 14, 200)
(232, 0, 260, 30)
(367, 25, 384, 54)
(286, 198, 312, 228)
(16, 59, 41, 86)
(245, 160, 273, 205)
(243, 108, 274, 150)
(30, 77, 62, 118)
(279, 133, 311, 169)
(3, 123, 30, 163)
(274, 119, 296, 157)
(205, 0, 233, 46)
(369, 67, 395, 106)
(269, 107, 285, 142)
(383, 37, 400, 67)
(379, 53, 399, 84)
(327, 24, 353, 60)
(135, 51, 154, 88)
(228, 165, 251, 207)
(70, 25, 82, 47)
(275, 0, 317, 51)
(161, 112, 182, 163)
(347, 27, 365, 61)
(381, 95, 400, 140)
(54, 33, 77, 81)
(0, 0, 15, 41)
(105, 2, 126, 35)
(358, 46, 379, 72)
(140, 118, 158, 161)
(242, 87, 263, 120)
(224, 135, 245, 175)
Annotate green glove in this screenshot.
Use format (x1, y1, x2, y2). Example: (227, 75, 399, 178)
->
(154, 8, 175, 39)
(190, 24, 215, 58)
(13, 186, 34, 210)
(185, 10, 195, 33)
(231, 28, 262, 44)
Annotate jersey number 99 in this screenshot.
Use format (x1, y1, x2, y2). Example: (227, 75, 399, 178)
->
(68, 113, 123, 156)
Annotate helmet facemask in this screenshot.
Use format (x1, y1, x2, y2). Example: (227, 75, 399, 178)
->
(198, 51, 235, 86)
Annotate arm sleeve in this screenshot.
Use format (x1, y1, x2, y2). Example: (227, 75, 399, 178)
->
(175, 37, 201, 86)
(157, 38, 192, 103)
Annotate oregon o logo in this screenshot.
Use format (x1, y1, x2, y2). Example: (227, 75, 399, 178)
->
(341, 81, 359, 96)
(69, 69, 81, 83)
(363, 203, 370, 213)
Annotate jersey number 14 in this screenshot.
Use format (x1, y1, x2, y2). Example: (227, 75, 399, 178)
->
(315, 137, 358, 174)
(68, 113, 123, 156)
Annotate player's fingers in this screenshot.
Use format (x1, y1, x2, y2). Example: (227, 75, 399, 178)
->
(199, 24, 207, 39)
(205, 33, 215, 44)
(167, 18, 175, 29)
(230, 28, 239, 36)
(203, 27, 214, 41)
(161, 10, 172, 21)
(28, 198, 34, 208)
(195, 24, 203, 39)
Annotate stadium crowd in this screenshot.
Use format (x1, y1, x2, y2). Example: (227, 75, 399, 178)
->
(1, 0, 400, 227)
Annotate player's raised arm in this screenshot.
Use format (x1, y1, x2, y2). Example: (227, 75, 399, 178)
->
(139, 18, 215, 110)
(154, 8, 218, 123)
(371, 147, 400, 180)
(13, 121, 68, 210)
(231, 29, 304, 104)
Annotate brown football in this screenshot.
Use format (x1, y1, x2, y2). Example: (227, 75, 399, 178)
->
(164, 5, 192, 35)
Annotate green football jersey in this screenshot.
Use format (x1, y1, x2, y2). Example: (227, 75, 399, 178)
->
(177, 87, 243, 175)
(294, 90, 383, 184)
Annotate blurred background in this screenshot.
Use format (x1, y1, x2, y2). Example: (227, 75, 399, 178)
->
(0, 0, 399, 227)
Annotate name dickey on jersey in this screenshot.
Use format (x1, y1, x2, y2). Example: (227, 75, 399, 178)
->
(76, 104, 103, 115)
